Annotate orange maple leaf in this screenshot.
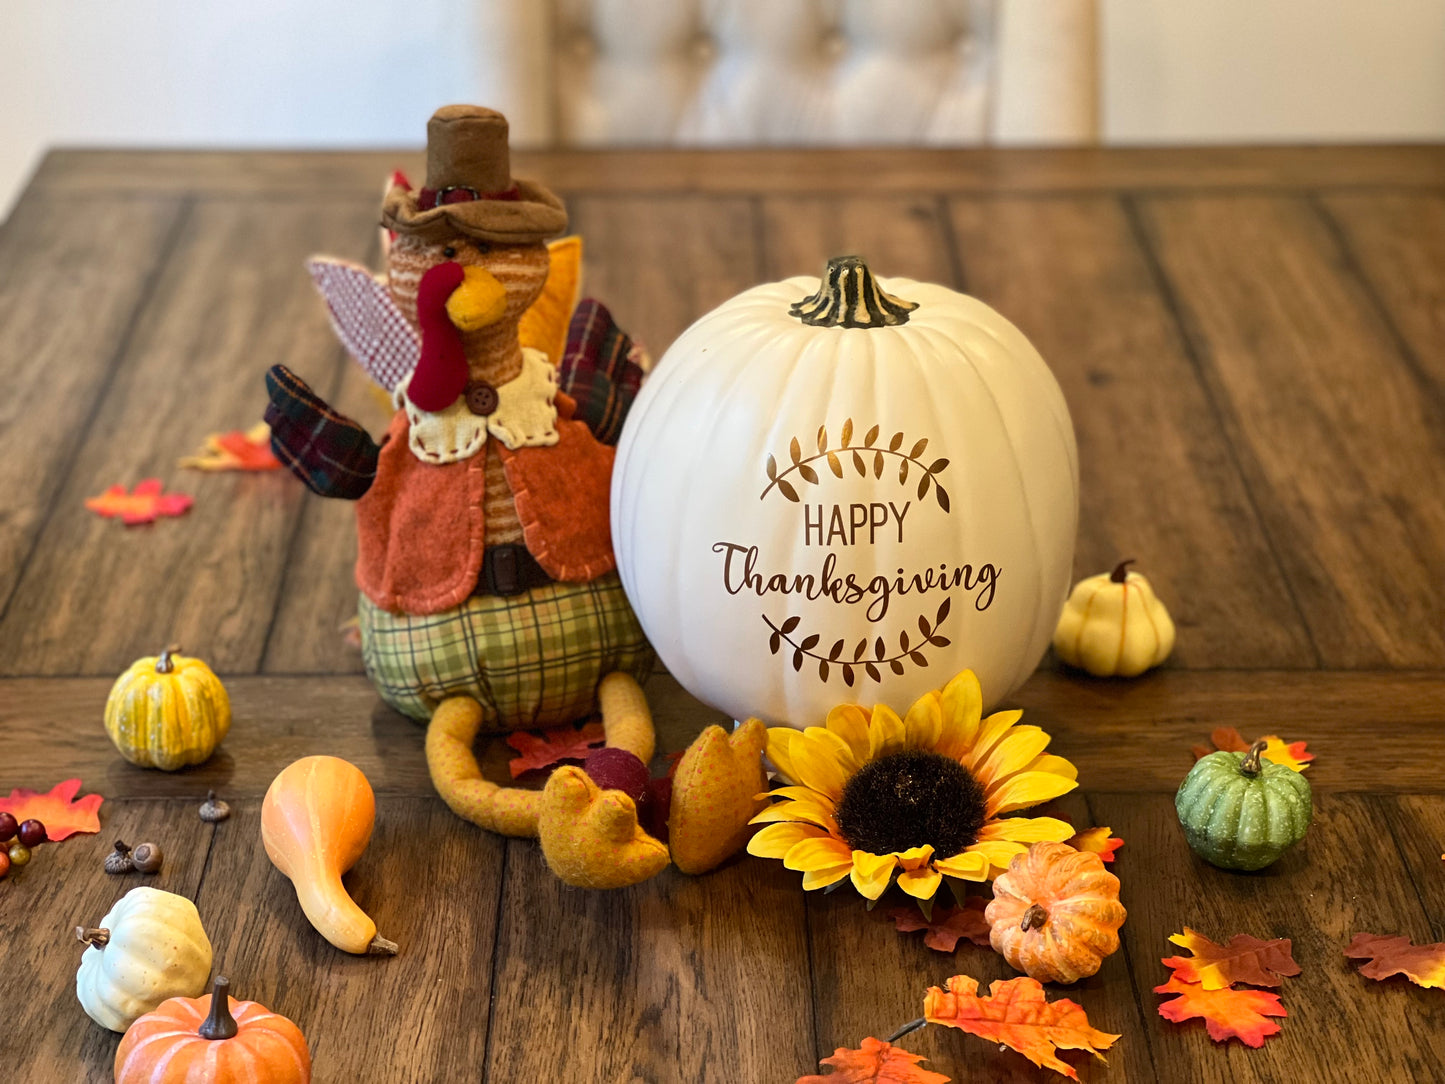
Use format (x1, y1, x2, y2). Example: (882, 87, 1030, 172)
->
(85, 479, 193, 525)
(179, 422, 281, 472)
(0, 779, 103, 841)
(506, 721, 606, 779)
(797, 1038, 950, 1084)
(1067, 826, 1124, 863)
(1162, 928, 1300, 989)
(1190, 727, 1312, 771)
(887, 898, 991, 953)
(1344, 933, 1445, 989)
(1154, 975, 1285, 1046)
(923, 975, 1119, 1080)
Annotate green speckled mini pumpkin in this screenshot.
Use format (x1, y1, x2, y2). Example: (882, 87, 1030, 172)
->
(1175, 740, 1312, 870)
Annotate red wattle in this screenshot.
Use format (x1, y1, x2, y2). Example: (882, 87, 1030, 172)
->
(409, 261, 468, 412)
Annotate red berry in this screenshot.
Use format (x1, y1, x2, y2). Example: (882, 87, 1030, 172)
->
(17, 820, 46, 847)
(0, 813, 15, 843)
(0, 849, 9, 878)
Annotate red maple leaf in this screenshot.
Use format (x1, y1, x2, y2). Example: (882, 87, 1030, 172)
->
(0, 779, 103, 841)
(1154, 975, 1286, 1046)
(1191, 727, 1312, 771)
(1067, 826, 1124, 863)
(1344, 933, 1445, 989)
(1162, 928, 1300, 989)
(179, 422, 281, 472)
(797, 1038, 950, 1084)
(506, 721, 606, 779)
(887, 898, 991, 952)
(85, 479, 193, 525)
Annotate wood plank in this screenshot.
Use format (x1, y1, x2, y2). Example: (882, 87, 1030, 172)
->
(0, 194, 183, 612)
(947, 196, 1315, 669)
(1381, 795, 1445, 942)
(760, 195, 960, 285)
(566, 195, 762, 357)
(0, 196, 376, 677)
(1090, 792, 1445, 1082)
(26, 146, 1445, 200)
(8, 669, 1445, 799)
(193, 797, 505, 1082)
(1319, 192, 1445, 401)
(1136, 195, 1445, 667)
(0, 798, 213, 1082)
(486, 843, 813, 1084)
(805, 792, 1155, 1082)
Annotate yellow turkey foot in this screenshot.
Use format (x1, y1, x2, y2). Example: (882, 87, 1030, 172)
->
(668, 720, 769, 875)
(539, 767, 670, 888)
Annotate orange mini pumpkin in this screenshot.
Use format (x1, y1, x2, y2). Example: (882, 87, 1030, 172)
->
(114, 976, 310, 1083)
(985, 840, 1126, 984)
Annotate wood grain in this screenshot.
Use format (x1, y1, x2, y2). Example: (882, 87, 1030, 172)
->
(486, 844, 813, 1083)
(1136, 195, 1445, 668)
(760, 195, 960, 286)
(0, 799, 213, 1082)
(948, 196, 1315, 670)
(0, 197, 375, 677)
(1091, 792, 1445, 1083)
(0, 195, 183, 612)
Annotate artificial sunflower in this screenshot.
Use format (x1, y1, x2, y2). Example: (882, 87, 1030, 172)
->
(746, 670, 1078, 902)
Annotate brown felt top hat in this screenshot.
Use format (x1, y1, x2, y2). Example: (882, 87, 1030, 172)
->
(381, 105, 567, 244)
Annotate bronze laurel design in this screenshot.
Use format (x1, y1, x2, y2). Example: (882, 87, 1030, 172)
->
(760, 419, 950, 512)
(764, 598, 953, 686)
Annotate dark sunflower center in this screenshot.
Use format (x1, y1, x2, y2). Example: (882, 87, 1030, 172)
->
(834, 749, 986, 859)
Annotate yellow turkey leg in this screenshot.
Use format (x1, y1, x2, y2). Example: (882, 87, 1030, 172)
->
(668, 719, 768, 875)
(538, 767, 670, 888)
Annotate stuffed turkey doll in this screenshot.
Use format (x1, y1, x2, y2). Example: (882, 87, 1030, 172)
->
(264, 105, 765, 889)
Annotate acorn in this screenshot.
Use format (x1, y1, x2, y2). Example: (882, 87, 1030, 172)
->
(104, 840, 134, 874)
(198, 790, 231, 823)
(131, 842, 163, 874)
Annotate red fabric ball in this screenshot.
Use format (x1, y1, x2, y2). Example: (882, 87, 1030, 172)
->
(584, 747, 650, 804)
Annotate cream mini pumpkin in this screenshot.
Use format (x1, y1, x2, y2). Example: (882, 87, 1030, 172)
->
(105, 647, 231, 770)
(613, 255, 1078, 726)
(75, 886, 213, 1032)
(1053, 560, 1175, 677)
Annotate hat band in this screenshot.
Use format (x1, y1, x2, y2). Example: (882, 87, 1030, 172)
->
(418, 184, 521, 210)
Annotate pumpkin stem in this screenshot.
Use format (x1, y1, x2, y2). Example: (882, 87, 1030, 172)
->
(789, 255, 918, 329)
(368, 933, 399, 956)
(198, 976, 240, 1040)
(1021, 904, 1049, 932)
(1240, 739, 1268, 777)
(156, 644, 182, 674)
(1110, 559, 1136, 583)
(75, 926, 110, 948)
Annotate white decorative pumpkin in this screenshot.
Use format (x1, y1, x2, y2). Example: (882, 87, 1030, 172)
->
(75, 886, 213, 1032)
(613, 256, 1078, 726)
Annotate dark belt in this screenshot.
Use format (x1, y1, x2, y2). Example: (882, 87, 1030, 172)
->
(476, 543, 552, 597)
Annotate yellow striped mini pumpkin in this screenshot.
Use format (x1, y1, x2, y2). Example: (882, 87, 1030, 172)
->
(104, 647, 231, 770)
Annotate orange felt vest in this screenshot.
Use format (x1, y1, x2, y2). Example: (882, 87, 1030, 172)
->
(355, 392, 617, 615)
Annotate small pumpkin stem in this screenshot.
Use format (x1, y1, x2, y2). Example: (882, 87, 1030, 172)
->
(156, 644, 182, 674)
(198, 976, 239, 1040)
(1110, 559, 1136, 583)
(368, 934, 399, 956)
(1240, 739, 1268, 777)
(75, 926, 110, 948)
(1021, 904, 1049, 932)
(789, 255, 918, 329)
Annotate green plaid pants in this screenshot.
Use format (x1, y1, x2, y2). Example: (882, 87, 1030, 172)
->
(359, 572, 654, 729)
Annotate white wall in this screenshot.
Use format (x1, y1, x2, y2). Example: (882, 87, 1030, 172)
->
(4, 1, 1445, 220)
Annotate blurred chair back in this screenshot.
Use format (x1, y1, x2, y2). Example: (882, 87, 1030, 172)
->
(477, 0, 1097, 146)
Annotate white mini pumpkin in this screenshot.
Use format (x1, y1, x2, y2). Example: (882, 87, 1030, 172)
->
(75, 886, 213, 1032)
(613, 256, 1078, 726)
(1054, 559, 1175, 677)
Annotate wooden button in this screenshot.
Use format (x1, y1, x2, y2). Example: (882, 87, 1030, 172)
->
(465, 380, 499, 416)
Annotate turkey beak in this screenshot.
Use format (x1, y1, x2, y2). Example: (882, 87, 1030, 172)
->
(445, 265, 508, 332)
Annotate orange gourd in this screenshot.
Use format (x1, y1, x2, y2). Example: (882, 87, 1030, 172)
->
(985, 841, 1125, 984)
(261, 755, 397, 955)
(115, 976, 311, 1083)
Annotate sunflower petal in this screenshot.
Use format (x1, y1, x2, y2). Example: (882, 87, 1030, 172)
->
(962, 709, 1024, 769)
(749, 799, 836, 830)
(867, 704, 908, 760)
(804, 725, 861, 776)
(934, 850, 989, 881)
(963, 839, 1029, 870)
(747, 821, 826, 859)
(985, 770, 1079, 816)
(784, 835, 853, 872)
(1024, 753, 1079, 782)
(766, 727, 800, 784)
(789, 734, 851, 802)
(938, 670, 983, 758)
(897, 864, 943, 900)
(825, 704, 871, 762)
(763, 785, 837, 810)
(975, 725, 1052, 784)
(903, 692, 943, 751)
(975, 816, 1075, 843)
(801, 864, 854, 891)
(849, 850, 898, 900)
(895, 843, 936, 870)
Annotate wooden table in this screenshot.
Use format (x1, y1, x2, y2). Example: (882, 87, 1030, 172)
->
(3, 146, 1445, 1083)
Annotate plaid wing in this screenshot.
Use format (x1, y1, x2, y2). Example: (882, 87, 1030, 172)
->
(307, 256, 419, 392)
(264, 365, 380, 500)
(556, 299, 649, 446)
